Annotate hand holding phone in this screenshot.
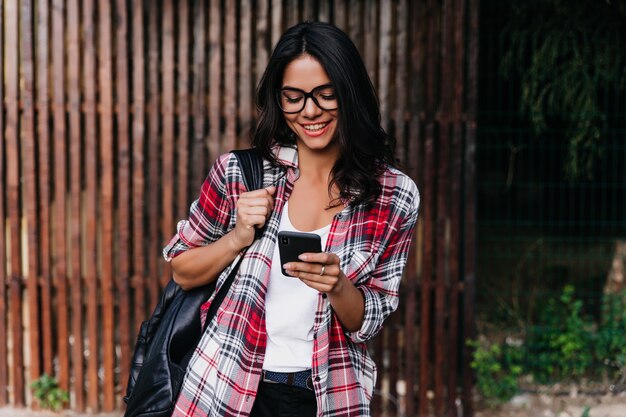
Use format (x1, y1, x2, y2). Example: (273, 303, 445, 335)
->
(277, 231, 322, 276)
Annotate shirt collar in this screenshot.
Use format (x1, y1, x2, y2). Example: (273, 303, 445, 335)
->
(271, 143, 299, 170)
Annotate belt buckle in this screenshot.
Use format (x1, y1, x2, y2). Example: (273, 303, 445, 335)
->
(305, 375, 314, 391)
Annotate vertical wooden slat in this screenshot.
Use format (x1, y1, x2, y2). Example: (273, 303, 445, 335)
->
(162, 0, 175, 286)
(21, 0, 41, 389)
(67, 0, 84, 409)
(448, 1, 466, 413)
(363, 0, 378, 89)
(388, 311, 400, 415)
(131, 0, 146, 333)
(190, 0, 206, 190)
(208, 0, 222, 160)
(395, 0, 408, 169)
(463, 1, 480, 415)
(436, 0, 454, 414)
(115, 0, 132, 397)
(332, 0, 347, 31)
(224, 0, 237, 151)
(348, 0, 362, 54)
(271, 0, 282, 48)
(83, 0, 100, 409)
(448, 125, 462, 416)
(378, 0, 392, 130)
(52, 0, 69, 395)
(434, 126, 450, 417)
(255, 0, 269, 90)
(147, 1, 160, 305)
(406, 3, 424, 415)
(6, 0, 24, 401)
(419, 127, 435, 417)
(287, 0, 299, 27)
(0, 0, 7, 405)
(36, 0, 54, 378)
(302, 0, 315, 21)
(239, 0, 253, 146)
(177, 0, 190, 218)
(318, 0, 330, 22)
(98, 0, 116, 408)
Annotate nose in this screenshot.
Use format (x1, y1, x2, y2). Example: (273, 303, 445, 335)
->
(301, 96, 323, 118)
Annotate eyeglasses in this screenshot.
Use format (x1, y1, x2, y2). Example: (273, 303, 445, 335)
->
(275, 84, 338, 114)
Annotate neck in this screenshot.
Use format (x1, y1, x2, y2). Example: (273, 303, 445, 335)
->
(296, 145, 339, 181)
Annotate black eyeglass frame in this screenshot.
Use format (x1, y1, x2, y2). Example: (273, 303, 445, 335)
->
(275, 83, 338, 114)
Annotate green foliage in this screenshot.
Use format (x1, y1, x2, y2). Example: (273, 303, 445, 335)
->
(581, 406, 591, 417)
(500, 0, 626, 179)
(31, 374, 69, 411)
(468, 338, 523, 406)
(595, 291, 626, 377)
(525, 285, 594, 383)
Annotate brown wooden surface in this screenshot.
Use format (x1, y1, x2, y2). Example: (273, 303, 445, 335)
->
(0, 0, 8, 405)
(161, 0, 175, 287)
(98, 0, 116, 408)
(51, 0, 68, 396)
(177, 0, 190, 220)
(36, 0, 53, 381)
(67, 0, 84, 409)
(115, 0, 132, 398)
(1, 1, 479, 414)
(131, 0, 147, 337)
(82, 0, 100, 409)
(147, 0, 160, 307)
(20, 0, 41, 390)
(6, 0, 24, 405)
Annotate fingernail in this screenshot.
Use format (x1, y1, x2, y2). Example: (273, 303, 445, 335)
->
(298, 254, 308, 261)
(283, 263, 291, 270)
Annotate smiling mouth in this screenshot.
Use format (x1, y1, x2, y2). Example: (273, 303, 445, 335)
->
(302, 121, 330, 132)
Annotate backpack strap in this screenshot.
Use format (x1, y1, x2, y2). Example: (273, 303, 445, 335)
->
(201, 148, 264, 331)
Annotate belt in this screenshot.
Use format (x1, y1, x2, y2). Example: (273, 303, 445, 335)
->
(261, 369, 314, 391)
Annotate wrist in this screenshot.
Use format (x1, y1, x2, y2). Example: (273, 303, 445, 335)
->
(227, 229, 249, 253)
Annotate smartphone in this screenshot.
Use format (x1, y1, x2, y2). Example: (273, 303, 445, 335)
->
(277, 231, 322, 276)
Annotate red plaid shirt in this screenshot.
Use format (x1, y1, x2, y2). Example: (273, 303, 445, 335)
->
(163, 145, 419, 416)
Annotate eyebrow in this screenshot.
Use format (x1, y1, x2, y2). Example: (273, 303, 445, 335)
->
(280, 83, 333, 91)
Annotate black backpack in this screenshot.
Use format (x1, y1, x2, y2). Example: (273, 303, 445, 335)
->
(123, 149, 264, 417)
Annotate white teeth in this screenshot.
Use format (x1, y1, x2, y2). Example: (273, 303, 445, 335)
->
(303, 122, 329, 131)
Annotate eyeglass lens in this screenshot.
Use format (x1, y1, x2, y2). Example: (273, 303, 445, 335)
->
(277, 85, 338, 113)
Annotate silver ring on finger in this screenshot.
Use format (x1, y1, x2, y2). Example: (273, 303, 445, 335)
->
(319, 264, 326, 276)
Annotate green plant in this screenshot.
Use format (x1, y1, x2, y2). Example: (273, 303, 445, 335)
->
(31, 374, 69, 411)
(500, 0, 626, 179)
(468, 338, 523, 406)
(595, 291, 626, 379)
(525, 285, 594, 383)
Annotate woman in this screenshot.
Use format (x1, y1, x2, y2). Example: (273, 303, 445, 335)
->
(163, 21, 419, 417)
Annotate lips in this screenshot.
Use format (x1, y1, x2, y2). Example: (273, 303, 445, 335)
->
(302, 121, 330, 132)
(299, 120, 333, 138)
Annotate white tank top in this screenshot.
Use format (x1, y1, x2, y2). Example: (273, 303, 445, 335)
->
(262, 202, 331, 372)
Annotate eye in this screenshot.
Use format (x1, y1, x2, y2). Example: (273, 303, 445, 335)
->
(320, 93, 336, 101)
(281, 91, 303, 103)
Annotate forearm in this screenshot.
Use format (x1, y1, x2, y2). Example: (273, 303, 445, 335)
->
(327, 276, 365, 332)
(171, 230, 245, 290)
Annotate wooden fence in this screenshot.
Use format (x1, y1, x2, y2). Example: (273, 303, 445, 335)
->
(0, 0, 478, 415)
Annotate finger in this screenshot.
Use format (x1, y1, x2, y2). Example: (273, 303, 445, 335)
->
(239, 205, 269, 217)
(283, 261, 339, 277)
(241, 214, 270, 229)
(241, 195, 275, 208)
(243, 186, 275, 198)
(297, 251, 339, 265)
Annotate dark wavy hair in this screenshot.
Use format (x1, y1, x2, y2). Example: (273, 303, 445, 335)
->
(252, 21, 396, 207)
